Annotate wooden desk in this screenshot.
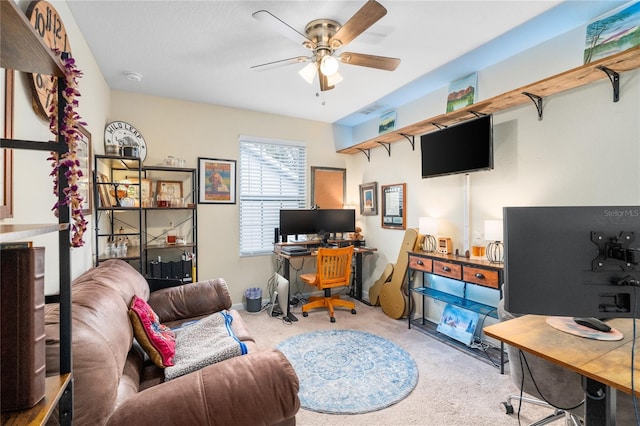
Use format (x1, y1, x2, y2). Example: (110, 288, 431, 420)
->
(484, 315, 640, 425)
(274, 241, 377, 321)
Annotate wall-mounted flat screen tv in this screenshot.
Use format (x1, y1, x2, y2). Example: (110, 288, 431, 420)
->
(420, 114, 493, 178)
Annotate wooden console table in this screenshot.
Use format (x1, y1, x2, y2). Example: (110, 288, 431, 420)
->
(407, 250, 505, 371)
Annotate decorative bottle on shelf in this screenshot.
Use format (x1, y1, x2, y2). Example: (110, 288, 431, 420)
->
(157, 183, 170, 208)
(167, 222, 177, 245)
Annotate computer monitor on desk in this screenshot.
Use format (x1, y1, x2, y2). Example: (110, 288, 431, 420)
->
(278, 208, 356, 244)
(316, 209, 356, 244)
(503, 206, 639, 319)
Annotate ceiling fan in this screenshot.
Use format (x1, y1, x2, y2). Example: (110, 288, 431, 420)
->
(251, 0, 400, 92)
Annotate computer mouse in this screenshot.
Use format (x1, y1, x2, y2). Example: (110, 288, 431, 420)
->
(573, 317, 611, 332)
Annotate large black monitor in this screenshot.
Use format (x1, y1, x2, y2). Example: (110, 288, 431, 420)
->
(279, 209, 317, 237)
(316, 209, 356, 235)
(503, 206, 640, 319)
(421, 114, 493, 178)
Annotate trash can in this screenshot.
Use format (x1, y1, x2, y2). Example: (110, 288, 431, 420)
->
(244, 287, 262, 312)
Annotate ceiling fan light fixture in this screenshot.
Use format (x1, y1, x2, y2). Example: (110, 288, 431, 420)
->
(320, 55, 339, 77)
(327, 71, 343, 86)
(299, 62, 317, 84)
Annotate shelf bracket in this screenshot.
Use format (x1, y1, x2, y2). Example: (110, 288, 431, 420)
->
(522, 92, 544, 120)
(399, 133, 415, 151)
(357, 148, 371, 162)
(432, 123, 448, 130)
(469, 111, 487, 117)
(597, 65, 620, 102)
(377, 141, 391, 157)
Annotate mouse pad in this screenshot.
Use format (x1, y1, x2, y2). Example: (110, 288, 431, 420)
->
(546, 317, 624, 341)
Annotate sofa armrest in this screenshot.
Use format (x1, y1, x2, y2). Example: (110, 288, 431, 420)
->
(147, 278, 232, 323)
(106, 349, 300, 426)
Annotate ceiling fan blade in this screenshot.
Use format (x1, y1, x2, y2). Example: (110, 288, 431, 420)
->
(253, 10, 315, 49)
(329, 0, 387, 49)
(339, 52, 400, 71)
(319, 73, 335, 92)
(251, 56, 310, 71)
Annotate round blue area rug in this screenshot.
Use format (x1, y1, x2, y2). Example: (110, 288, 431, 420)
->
(275, 329, 418, 414)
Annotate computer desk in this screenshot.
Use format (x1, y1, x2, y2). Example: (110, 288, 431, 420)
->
(274, 241, 377, 321)
(484, 315, 640, 426)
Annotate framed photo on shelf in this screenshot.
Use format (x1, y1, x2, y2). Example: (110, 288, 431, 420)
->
(96, 172, 115, 208)
(76, 125, 92, 214)
(129, 177, 152, 205)
(156, 180, 183, 200)
(381, 183, 406, 230)
(359, 181, 378, 216)
(197, 157, 236, 204)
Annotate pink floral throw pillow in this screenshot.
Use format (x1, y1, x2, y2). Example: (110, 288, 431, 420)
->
(128, 295, 176, 368)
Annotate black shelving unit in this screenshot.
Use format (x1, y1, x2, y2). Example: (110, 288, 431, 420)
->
(93, 154, 143, 273)
(141, 165, 198, 289)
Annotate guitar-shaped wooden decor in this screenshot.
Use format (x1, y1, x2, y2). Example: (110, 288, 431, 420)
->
(368, 263, 394, 306)
(379, 228, 420, 319)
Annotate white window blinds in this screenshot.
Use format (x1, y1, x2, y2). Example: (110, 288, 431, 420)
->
(239, 137, 307, 256)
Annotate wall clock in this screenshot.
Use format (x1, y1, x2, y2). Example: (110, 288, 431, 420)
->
(27, 0, 72, 120)
(104, 121, 147, 162)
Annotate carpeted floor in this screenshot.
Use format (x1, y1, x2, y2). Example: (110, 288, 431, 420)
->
(238, 298, 557, 425)
(276, 329, 418, 414)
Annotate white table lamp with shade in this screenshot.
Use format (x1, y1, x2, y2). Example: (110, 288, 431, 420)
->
(484, 219, 504, 263)
(419, 217, 439, 252)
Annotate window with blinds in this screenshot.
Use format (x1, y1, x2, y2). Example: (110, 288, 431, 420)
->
(239, 137, 307, 256)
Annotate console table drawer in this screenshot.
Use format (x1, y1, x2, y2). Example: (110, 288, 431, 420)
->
(463, 266, 499, 289)
(433, 260, 462, 280)
(409, 255, 432, 273)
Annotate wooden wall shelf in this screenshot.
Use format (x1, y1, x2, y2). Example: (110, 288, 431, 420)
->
(0, 1, 64, 77)
(338, 46, 640, 155)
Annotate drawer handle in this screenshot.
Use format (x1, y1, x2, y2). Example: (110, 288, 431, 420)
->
(474, 272, 485, 279)
(416, 260, 424, 266)
(442, 266, 451, 272)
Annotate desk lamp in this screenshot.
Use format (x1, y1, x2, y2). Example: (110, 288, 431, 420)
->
(419, 217, 438, 252)
(485, 220, 504, 263)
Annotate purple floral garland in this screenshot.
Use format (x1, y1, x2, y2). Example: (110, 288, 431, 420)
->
(48, 54, 87, 247)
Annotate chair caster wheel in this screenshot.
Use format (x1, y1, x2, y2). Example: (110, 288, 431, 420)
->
(330, 317, 336, 323)
(500, 401, 514, 415)
(302, 312, 308, 317)
(351, 309, 357, 314)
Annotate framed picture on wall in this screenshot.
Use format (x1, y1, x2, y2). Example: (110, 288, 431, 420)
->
(198, 157, 236, 204)
(76, 125, 92, 215)
(359, 182, 378, 216)
(311, 166, 345, 209)
(381, 183, 406, 230)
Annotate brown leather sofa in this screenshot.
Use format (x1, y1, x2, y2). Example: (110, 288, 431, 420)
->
(45, 259, 300, 425)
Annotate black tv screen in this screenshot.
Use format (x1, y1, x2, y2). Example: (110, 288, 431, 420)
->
(316, 209, 356, 234)
(421, 114, 493, 178)
(504, 206, 640, 319)
(279, 209, 317, 237)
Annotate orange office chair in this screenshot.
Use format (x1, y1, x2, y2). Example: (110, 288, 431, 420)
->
(300, 245, 356, 323)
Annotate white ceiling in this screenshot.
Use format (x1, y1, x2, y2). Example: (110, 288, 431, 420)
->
(65, 1, 625, 127)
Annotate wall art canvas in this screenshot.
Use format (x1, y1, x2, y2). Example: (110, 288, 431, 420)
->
(378, 109, 397, 134)
(584, 1, 640, 64)
(446, 72, 477, 113)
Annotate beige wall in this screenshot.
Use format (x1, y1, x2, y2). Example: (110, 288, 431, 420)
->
(109, 91, 345, 303)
